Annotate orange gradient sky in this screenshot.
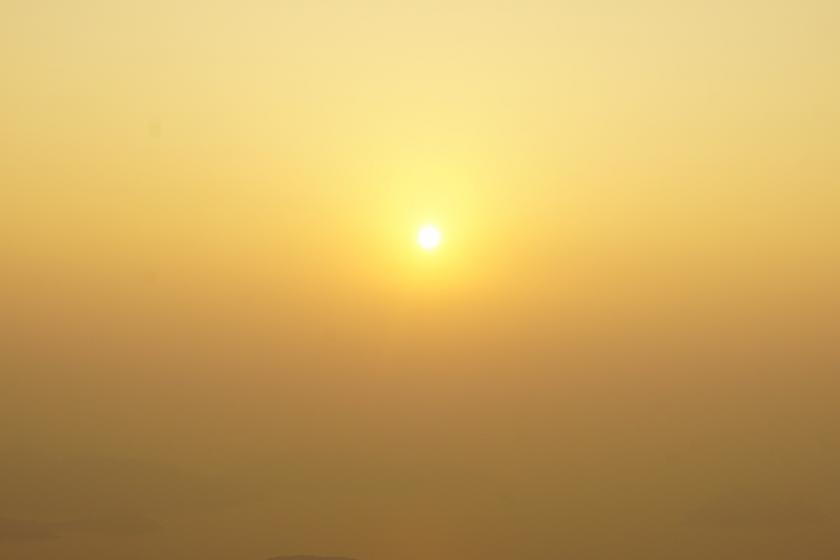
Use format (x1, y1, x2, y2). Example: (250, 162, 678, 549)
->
(2, 2, 839, 559)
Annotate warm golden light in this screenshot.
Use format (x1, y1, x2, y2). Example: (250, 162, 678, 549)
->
(417, 224, 443, 251)
(4, 3, 838, 559)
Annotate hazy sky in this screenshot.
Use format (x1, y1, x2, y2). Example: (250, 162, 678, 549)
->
(2, 2, 839, 559)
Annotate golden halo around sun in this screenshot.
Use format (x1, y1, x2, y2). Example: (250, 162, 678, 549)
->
(417, 224, 443, 251)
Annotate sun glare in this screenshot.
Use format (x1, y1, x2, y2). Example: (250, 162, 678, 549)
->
(417, 225, 442, 251)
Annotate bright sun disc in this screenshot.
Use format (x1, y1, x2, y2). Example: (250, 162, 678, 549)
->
(417, 225, 442, 251)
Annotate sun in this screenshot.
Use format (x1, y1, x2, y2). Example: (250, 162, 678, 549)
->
(417, 224, 443, 251)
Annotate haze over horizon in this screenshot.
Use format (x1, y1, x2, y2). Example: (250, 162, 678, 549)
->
(2, 1, 839, 559)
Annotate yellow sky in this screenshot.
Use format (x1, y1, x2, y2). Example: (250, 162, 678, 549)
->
(2, 2, 839, 559)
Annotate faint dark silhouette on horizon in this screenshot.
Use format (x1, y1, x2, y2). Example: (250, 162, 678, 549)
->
(0, 515, 158, 543)
(268, 556, 360, 560)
